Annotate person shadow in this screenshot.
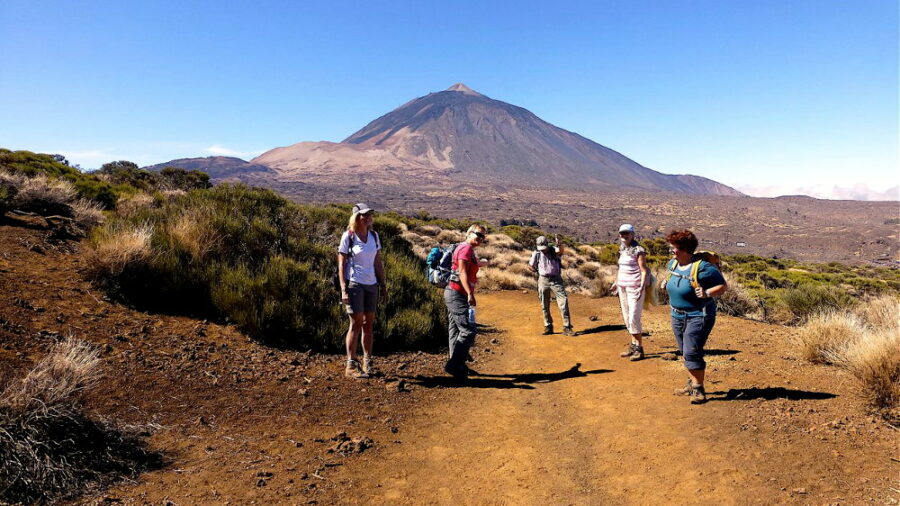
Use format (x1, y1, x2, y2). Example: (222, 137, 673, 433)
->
(576, 324, 627, 335)
(404, 363, 612, 390)
(707, 386, 837, 402)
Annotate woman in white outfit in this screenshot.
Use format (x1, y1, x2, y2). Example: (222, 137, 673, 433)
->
(612, 224, 650, 361)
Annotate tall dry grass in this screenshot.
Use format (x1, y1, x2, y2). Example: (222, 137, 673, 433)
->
(88, 222, 154, 276)
(0, 339, 160, 503)
(796, 295, 900, 416)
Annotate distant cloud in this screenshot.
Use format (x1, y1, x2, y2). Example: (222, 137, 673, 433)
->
(205, 144, 264, 159)
(737, 183, 899, 201)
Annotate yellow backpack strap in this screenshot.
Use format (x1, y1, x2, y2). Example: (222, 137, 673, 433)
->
(690, 258, 702, 289)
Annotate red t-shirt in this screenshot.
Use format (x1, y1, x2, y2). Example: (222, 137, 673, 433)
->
(448, 242, 479, 293)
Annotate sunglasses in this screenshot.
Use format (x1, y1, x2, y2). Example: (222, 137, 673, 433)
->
(474, 232, 486, 240)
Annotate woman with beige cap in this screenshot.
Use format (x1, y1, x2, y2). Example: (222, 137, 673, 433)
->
(337, 203, 387, 379)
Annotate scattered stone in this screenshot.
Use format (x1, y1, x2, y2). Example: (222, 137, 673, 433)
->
(490, 338, 500, 345)
(792, 488, 807, 495)
(256, 471, 274, 478)
(588, 315, 599, 321)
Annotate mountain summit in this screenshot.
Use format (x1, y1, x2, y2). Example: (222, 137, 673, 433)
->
(252, 85, 741, 195)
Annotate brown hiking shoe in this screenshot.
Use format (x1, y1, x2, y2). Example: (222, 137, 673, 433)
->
(619, 343, 638, 358)
(542, 326, 554, 335)
(562, 326, 575, 336)
(345, 359, 369, 379)
(628, 345, 644, 361)
(674, 379, 695, 396)
(690, 385, 707, 404)
(362, 355, 378, 377)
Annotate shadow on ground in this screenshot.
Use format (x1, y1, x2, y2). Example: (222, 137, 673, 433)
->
(405, 363, 612, 390)
(576, 324, 627, 335)
(709, 386, 837, 402)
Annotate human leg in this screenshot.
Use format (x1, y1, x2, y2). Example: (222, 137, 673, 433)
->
(538, 276, 553, 332)
(551, 276, 572, 332)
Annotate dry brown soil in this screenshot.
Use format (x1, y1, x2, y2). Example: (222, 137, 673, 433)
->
(0, 216, 896, 505)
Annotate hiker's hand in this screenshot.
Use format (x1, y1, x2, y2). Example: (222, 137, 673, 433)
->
(467, 293, 476, 307)
(341, 290, 349, 305)
(694, 286, 707, 298)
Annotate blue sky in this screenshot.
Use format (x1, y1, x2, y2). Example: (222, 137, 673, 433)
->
(1, 0, 897, 199)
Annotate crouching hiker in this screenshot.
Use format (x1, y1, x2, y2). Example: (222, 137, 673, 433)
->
(337, 203, 387, 379)
(528, 235, 573, 336)
(661, 229, 727, 404)
(444, 225, 487, 380)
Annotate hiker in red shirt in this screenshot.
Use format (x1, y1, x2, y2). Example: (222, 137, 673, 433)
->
(444, 225, 487, 379)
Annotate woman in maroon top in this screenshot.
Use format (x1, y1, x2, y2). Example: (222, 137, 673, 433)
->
(444, 224, 487, 379)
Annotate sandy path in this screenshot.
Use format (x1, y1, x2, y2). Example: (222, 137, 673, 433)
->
(324, 291, 895, 505)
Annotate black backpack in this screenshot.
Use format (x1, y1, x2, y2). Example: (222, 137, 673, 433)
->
(332, 230, 380, 292)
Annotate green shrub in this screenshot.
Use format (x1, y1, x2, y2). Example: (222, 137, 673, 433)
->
(0, 149, 121, 209)
(773, 284, 855, 323)
(88, 184, 446, 351)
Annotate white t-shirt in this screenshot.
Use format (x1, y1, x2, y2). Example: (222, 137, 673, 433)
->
(338, 230, 381, 286)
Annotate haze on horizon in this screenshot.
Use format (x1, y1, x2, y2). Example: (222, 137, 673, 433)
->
(0, 0, 897, 201)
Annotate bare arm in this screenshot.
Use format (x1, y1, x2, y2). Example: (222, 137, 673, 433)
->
(637, 253, 649, 289)
(698, 281, 728, 299)
(337, 252, 350, 304)
(458, 258, 476, 306)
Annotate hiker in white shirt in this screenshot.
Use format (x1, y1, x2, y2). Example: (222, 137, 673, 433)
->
(611, 224, 650, 361)
(337, 203, 387, 379)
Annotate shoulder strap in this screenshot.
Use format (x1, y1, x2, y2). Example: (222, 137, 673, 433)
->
(372, 231, 380, 249)
(690, 259, 703, 289)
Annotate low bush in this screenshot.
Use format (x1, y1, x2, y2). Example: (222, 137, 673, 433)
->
(0, 339, 160, 503)
(772, 284, 855, 323)
(1, 149, 121, 208)
(716, 273, 763, 319)
(87, 184, 446, 351)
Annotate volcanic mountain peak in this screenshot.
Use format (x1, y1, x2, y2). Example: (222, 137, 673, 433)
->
(445, 83, 483, 96)
(249, 85, 743, 196)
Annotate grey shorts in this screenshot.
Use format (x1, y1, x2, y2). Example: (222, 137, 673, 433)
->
(346, 282, 379, 314)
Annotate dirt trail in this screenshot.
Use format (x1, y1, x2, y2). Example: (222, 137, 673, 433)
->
(324, 291, 896, 505)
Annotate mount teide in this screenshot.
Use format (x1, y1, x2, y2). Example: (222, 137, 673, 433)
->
(251, 84, 742, 196)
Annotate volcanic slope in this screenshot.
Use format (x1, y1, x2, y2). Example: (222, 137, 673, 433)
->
(252, 84, 742, 196)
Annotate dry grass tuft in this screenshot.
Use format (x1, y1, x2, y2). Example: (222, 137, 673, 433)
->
(13, 175, 77, 214)
(717, 273, 763, 319)
(88, 222, 154, 276)
(413, 224, 441, 236)
(797, 295, 900, 416)
(827, 330, 900, 415)
(169, 209, 220, 260)
(435, 229, 465, 244)
(0, 339, 161, 503)
(795, 311, 866, 364)
(70, 199, 105, 229)
(484, 233, 520, 250)
(116, 192, 155, 216)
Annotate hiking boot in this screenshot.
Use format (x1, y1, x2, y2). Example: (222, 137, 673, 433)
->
(443, 362, 468, 381)
(542, 326, 554, 335)
(619, 343, 639, 358)
(362, 355, 378, 377)
(562, 326, 575, 336)
(674, 379, 695, 396)
(628, 345, 644, 361)
(345, 359, 369, 379)
(690, 385, 707, 404)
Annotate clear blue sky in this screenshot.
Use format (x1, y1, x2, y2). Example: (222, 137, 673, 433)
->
(1, 0, 897, 199)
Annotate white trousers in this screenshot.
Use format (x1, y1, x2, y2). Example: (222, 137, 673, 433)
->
(617, 285, 645, 335)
